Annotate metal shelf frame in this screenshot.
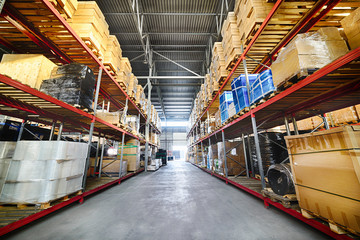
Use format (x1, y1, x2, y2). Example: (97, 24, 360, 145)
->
(187, 1, 360, 239)
(0, 0, 161, 235)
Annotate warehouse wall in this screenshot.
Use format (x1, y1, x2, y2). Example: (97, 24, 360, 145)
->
(160, 126, 187, 160)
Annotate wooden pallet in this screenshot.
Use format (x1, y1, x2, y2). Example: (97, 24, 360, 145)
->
(261, 188, 297, 209)
(275, 68, 319, 92)
(250, 92, 276, 109)
(301, 209, 360, 236)
(1, 190, 83, 210)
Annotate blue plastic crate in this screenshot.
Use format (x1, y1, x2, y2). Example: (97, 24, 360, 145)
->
(250, 69, 276, 105)
(219, 91, 233, 124)
(231, 74, 258, 113)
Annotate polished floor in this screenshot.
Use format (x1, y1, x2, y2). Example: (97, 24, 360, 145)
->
(4, 161, 331, 240)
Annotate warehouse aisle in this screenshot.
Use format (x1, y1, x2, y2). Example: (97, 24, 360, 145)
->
(5, 161, 331, 240)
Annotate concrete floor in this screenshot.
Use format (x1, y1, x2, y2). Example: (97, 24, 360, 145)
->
(4, 161, 332, 240)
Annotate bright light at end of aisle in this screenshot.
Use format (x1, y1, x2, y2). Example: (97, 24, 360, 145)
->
(161, 121, 189, 127)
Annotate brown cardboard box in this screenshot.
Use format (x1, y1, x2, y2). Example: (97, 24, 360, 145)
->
(49, 0, 78, 19)
(0, 54, 57, 90)
(341, 7, 360, 50)
(272, 28, 348, 87)
(330, 106, 359, 125)
(96, 111, 121, 125)
(285, 126, 360, 233)
(218, 140, 246, 176)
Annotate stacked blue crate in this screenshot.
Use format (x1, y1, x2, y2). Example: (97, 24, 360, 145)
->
(231, 74, 258, 113)
(219, 91, 234, 124)
(250, 69, 276, 105)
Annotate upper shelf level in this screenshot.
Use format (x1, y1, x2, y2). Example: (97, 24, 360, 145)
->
(0, 0, 161, 134)
(187, 0, 360, 138)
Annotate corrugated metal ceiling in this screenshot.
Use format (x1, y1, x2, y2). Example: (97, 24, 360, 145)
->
(83, 0, 234, 120)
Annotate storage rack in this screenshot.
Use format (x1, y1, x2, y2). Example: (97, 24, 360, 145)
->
(187, 1, 360, 239)
(0, 0, 160, 236)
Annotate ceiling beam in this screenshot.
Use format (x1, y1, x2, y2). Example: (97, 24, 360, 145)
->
(104, 12, 218, 16)
(137, 76, 204, 79)
(113, 32, 217, 36)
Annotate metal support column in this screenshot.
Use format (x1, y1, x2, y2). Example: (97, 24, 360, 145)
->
(292, 115, 299, 135)
(49, 121, 55, 141)
(17, 120, 26, 142)
(93, 134, 101, 177)
(221, 130, 228, 178)
(242, 133, 250, 178)
(118, 132, 126, 178)
(83, 68, 103, 189)
(57, 122, 63, 141)
(284, 116, 291, 136)
(200, 139, 206, 167)
(246, 134, 255, 177)
(144, 66, 153, 172)
(322, 113, 330, 130)
(242, 45, 266, 189)
(98, 136, 105, 178)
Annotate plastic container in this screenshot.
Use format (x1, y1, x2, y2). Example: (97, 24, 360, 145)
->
(231, 74, 258, 113)
(250, 69, 276, 104)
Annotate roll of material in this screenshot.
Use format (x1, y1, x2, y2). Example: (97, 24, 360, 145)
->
(267, 163, 295, 195)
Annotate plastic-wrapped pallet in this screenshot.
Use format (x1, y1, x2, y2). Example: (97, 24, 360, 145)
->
(96, 111, 123, 125)
(219, 91, 234, 124)
(271, 27, 348, 88)
(249, 132, 288, 176)
(231, 74, 258, 113)
(0, 141, 88, 204)
(123, 139, 140, 172)
(40, 63, 95, 110)
(250, 69, 276, 105)
(0, 142, 17, 194)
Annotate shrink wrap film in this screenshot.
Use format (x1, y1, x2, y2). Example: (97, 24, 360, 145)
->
(41, 63, 95, 110)
(271, 28, 348, 87)
(0, 141, 88, 204)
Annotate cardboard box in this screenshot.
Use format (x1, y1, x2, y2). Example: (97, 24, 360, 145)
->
(272, 28, 348, 87)
(341, 7, 360, 50)
(49, 0, 78, 19)
(285, 126, 360, 233)
(0, 54, 57, 90)
(96, 111, 122, 125)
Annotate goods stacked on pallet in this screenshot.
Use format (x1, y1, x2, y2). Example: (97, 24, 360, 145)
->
(49, 0, 78, 19)
(0, 141, 87, 205)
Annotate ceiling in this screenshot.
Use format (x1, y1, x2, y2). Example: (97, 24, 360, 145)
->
(84, 0, 234, 121)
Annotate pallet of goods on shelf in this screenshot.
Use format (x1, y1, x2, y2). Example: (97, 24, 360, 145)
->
(219, 91, 234, 124)
(127, 73, 138, 98)
(0, 141, 87, 206)
(123, 139, 140, 172)
(221, 12, 242, 70)
(101, 157, 127, 177)
(231, 73, 257, 114)
(271, 27, 349, 89)
(135, 84, 145, 106)
(66, 1, 109, 58)
(0, 54, 57, 90)
(341, 7, 360, 50)
(209, 70, 219, 96)
(49, 0, 78, 19)
(103, 35, 122, 75)
(211, 42, 228, 84)
(218, 140, 247, 176)
(125, 115, 139, 135)
(234, 0, 274, 45)
(40, 63, 96, 111)
(285, 126, 360, 235)
(203, 74, 212, 103)
(249, 69, 276, 105)
(116, 57, 132, 91)
(249, 132, 288, 177)
(96, 111, 124, 126)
